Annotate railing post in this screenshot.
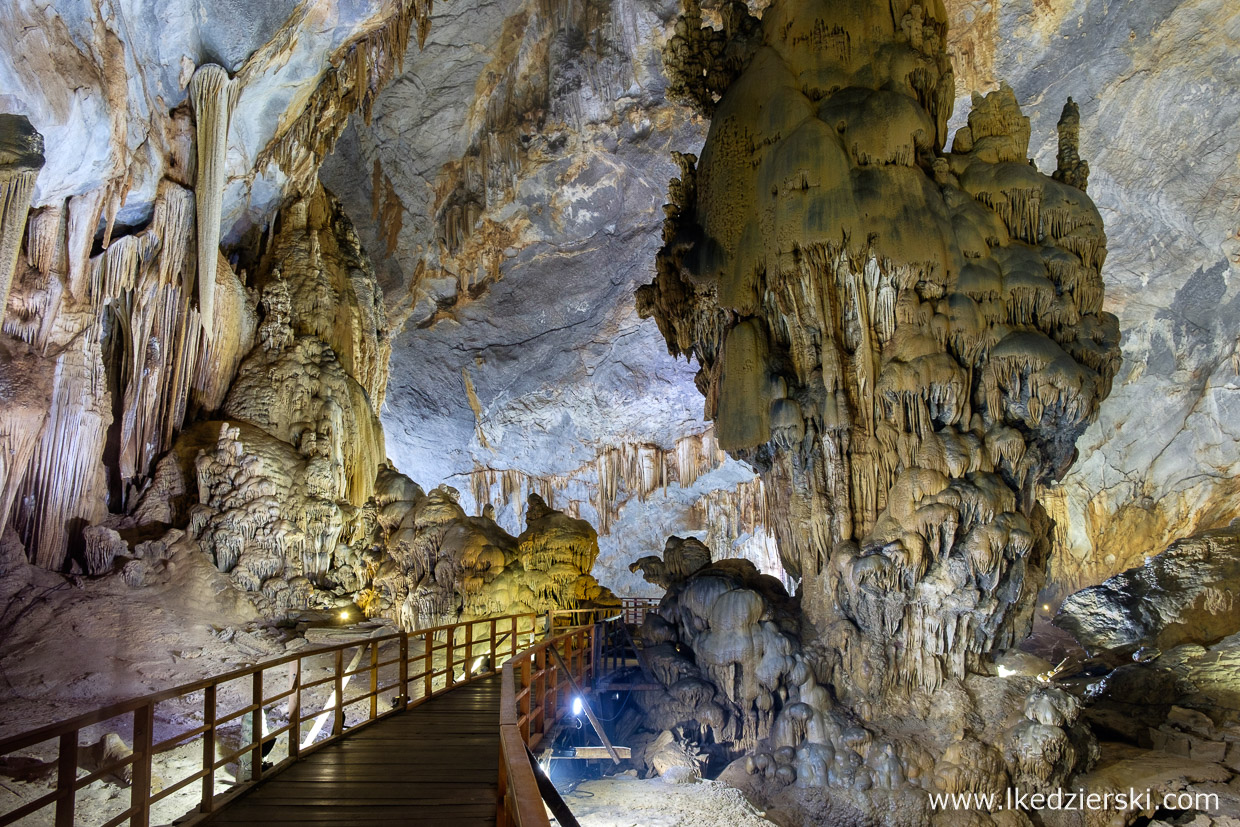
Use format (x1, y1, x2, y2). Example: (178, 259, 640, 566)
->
(464, 622, 474, 681)
(497, 738, 509, 827)
(535, 646, 547, 744)
(131, 701, 154, 827)
(489, 618, 498, 672)
(398, 634, 409, 706)
(446, 626, 456, 689)
(520, 657, 532, 743)
(423, 630, 433, 699)
(591, 623, 601, 690)
(510, 616, 517, 659)
(249, 671, 264, 783)
(333, 648, 345, 737)
(288, 660, 301, 760)
(54, 731, 76, 827)
(369, 640, 379, 720)
(201, 684, 216, 812)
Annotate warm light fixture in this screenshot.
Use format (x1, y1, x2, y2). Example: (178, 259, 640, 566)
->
(338, 609, 352, 622)
(1042, 604, 1051, 612)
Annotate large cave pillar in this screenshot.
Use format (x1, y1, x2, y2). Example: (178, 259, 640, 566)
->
(638, 0, 1122, 809)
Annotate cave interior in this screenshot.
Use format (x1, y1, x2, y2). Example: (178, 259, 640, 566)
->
(1, 0, 1239, 824)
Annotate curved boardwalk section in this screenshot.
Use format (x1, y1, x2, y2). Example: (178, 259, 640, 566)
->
(204, 676, 501, 827)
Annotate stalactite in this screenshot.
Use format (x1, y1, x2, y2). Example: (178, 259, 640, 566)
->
(189, 63, 236, 340)
(14, 323, 111, 570)
(0, 115, 45, 313)
(66, 189, 106, 301)
(253, 0, 435, 194)
(3, 205, 67, 350)
(0, 335, 53, 533)
(469, 428, 736, 537)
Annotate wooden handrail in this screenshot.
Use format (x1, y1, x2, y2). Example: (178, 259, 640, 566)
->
(0, 613, 538, 827)
(499, 617, 628, 827)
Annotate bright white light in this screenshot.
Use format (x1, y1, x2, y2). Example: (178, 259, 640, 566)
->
(572, 696, 583, 716)
(997, 665, 1016, 678)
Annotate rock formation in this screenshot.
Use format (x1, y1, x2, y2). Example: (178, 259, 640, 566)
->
(1054, 524, 1240, 809)
(0, 115, 44, 312)
(637, 0, 1120, 818)
(188, 64, 237, 339)
(119, 184, 611, 624)
(1057, 523, 1240, 658)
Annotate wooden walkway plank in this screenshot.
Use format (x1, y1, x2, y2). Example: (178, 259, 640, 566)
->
(204, 676, 502, 826)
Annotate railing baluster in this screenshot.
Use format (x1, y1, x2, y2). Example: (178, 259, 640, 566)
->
(399, 634, 409, 706)
(288, 660, 300, 760)
(369, 640, 379, 720)
(250, 671, 264, 783)
(54, 731, 75, 827)
(535, 647, 546, 744)
(591, 623, 600, 691)
(464, 622, 474, 681)
(446, 627, 456, 689)
(131, 702, 154, 827)
(423, 630, 432, 699)
(201, 684, 216, 812)
(520, 657, 531, 742)
(333, 649, 345, 737)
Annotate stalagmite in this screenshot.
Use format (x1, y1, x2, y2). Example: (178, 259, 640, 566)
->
(0, 115, 45, 313)
(1053, 98, 1090, 193)
(637, 0, 1119, 818)
(188, 64, 236, 339)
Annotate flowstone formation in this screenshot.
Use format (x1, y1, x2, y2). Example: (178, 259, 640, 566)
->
(361, 487, 615, 628)
(125, 186, 611, 625)
(637, 0, 1120, 820)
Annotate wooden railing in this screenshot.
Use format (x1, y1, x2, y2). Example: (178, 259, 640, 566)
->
(0, 613, 537, 827)
(547, 607, 608, 633)
(619, 597, 660, 626)
(498, 622, 603, 827)
(547, 597, 660, 635)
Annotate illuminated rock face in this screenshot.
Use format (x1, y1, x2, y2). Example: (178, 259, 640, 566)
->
(172, 185, 388, 614)
(638, 0, 1120, 812)
(363, 487, 613, 628)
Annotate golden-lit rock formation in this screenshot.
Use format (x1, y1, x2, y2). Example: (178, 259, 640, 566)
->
(363, 485, 614, 627)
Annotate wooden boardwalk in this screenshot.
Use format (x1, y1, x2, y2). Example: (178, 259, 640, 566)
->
(204, 676, 502, 826)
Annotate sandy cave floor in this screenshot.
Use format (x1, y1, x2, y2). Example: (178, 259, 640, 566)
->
(559, 773, 777, 827)
(0, 541, 268, 739)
